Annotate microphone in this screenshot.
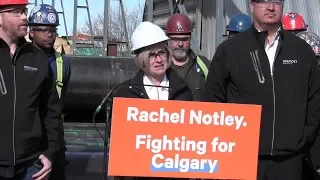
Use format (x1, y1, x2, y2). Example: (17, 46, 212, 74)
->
(94, 83, 171, 114)
(92, 82, 172, 180)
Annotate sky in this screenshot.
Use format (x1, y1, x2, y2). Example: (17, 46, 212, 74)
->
(27, 0, 146, 36)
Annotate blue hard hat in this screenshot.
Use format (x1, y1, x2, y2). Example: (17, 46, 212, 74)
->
(226, 13, 252, 32)
(28, 4, 59, 26)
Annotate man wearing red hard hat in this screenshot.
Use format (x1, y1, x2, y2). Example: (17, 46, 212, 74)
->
(166, 13, 210, 101)
(282, 12, 308, 34)
(0, 0, 62, 179)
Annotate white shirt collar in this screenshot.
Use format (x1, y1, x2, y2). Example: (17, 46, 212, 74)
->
(255, 27, 280, 46)
(143, 74, 169, 92)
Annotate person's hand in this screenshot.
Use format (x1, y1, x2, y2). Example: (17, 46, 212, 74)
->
(32, 154, 52, 180)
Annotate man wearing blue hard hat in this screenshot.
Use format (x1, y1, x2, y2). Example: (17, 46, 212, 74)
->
(28, 4, 71, 180)
(226, 13, 253, 38)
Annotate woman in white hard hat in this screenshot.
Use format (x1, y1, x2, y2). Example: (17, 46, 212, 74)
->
(109, 21, 192, 180)
(110, 21, 192, 101)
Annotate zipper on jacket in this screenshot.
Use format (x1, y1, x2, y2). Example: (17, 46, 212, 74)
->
(270, 39, 281, 156)
(270, 60, 276, 155)
(250, 49, 276, 155)
(250, 50, 265, 84)
(12, 66, 16, 165)
(11, 43, 29, 165)
(0, 69, 7, 95)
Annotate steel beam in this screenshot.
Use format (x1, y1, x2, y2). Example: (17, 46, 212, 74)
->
(103, 0, 110, 56)
(72, 0, 78, 54)
(147, 0, 154, 22)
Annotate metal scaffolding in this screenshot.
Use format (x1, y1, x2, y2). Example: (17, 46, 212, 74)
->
(144, 0, 320, 60)
(72, 0, 95, 53)
(143, 0, 251, 60)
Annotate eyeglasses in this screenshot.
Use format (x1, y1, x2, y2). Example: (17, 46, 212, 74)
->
(169, 37, 191, 44)
(148, 49, 167, 60)
(33, 27, 58, 36)
(0, 8, 28, 17)
(254, 0, 284, 8)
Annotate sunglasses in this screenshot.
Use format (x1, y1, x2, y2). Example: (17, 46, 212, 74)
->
(253, 0, 284, 8)
(33, 27, 58, 35)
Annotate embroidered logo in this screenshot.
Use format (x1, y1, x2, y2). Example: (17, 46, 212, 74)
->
(283, 60, 298, 65)
(24, 65, 38, 72)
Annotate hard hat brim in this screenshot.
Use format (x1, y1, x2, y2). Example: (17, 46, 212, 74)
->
(131, 38, 169, 54)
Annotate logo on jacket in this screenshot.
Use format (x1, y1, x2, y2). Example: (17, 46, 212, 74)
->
(283, 60, 298, 65)
(24, 65, 38, 72)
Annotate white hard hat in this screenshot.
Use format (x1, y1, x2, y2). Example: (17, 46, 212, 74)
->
(131, 21, 169, 53)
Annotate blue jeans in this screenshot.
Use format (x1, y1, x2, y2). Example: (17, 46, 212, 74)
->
(22, 166, 41, 180)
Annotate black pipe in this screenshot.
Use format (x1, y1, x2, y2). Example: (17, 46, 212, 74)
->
(63, 55, 138, 122)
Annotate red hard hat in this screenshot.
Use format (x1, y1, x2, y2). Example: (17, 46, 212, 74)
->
(282, 12, 308, 31)
(166, 13, 193, 34)
(0, 0, 28, 6)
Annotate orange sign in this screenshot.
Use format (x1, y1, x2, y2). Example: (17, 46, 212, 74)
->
(108, 98, 262, 180)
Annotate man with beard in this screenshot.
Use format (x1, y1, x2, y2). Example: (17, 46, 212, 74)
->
(0, 0, 62, 179)
(204, 0, 320, 179)
(28, 4, 71, 180)
(166, 13, 210, 101)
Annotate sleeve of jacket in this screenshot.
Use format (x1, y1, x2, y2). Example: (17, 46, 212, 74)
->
(306, 52, 320, 169)
(203, 43, 229, 102)
(310, 130, 320, 169)
(41, 63, 63, 162)
(61, 56, 71, 103)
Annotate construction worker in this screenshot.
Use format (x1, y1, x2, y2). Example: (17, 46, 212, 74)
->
(296, 32, 320, 64)
(296, 31, 320, 178)
(282, 12, 308, 34)
(0, 0, 62, 179)
(166, 13, 210, 101)
(28, 4, 71, 180)
(226, 13, 253, 38)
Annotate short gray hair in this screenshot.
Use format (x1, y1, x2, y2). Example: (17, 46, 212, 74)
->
(134, 42, 171, 72)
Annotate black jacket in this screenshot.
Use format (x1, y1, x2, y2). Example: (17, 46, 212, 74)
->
(0, 39, 61, 176)
(171, 51, 210, 101)
(108, 68, 192, 180)
(204, 26, 320, 156)
(110, 68, 193, 101)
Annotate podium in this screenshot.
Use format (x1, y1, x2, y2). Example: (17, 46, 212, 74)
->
(105, 98, 261, 180)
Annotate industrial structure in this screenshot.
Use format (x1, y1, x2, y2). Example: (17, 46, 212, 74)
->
(29, 0, 129, 56)
(143, 0, 320, 60)
(28, 0, 320, 60)
(22, 1, 320, 179)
